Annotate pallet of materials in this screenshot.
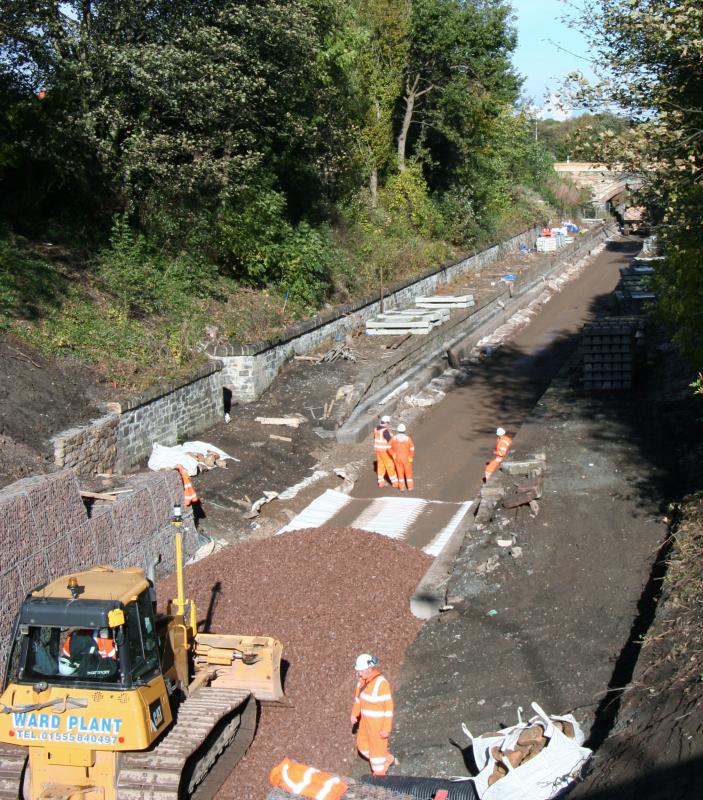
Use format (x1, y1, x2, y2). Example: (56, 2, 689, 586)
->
(536, 236, 557, 253)
(616, 264, 656, 301)
(581, 317, 645, 390)
(415, 294, 475, 309)
(365, 308, 447, 335)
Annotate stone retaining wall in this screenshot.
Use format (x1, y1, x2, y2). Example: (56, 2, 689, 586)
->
(0, 469, 196, 677)
(52, 362, 225, 475)
(115, 361, 224, 472)
(51, 225, 541, 476)
(207, 226, 541, 403)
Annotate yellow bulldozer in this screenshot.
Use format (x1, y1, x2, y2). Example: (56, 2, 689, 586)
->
(0, 507, 283, 799)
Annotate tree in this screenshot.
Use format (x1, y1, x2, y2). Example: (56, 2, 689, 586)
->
(396, 0, 519, 185)
(353, 0, 409, 207)
(0, 0, 359, 241)
(566, 1, 703, 362)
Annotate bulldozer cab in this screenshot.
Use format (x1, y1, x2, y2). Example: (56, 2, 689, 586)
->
(6, 589, 160, 692)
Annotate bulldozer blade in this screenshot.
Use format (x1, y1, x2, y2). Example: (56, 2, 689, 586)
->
(193, 633, 284, 702)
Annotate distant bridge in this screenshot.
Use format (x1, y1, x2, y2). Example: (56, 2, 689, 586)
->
(553, 162, 644, 211)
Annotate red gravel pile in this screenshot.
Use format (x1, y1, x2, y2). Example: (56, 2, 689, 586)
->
(159, 527, 431, 800)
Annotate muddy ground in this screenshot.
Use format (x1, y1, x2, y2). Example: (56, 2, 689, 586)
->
(0, 335, 109, 486)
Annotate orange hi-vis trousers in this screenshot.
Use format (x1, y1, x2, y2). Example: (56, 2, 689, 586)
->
(394, 458, 414, 491)
(357, 720, 392, 777)
(375, 450, 398, 488)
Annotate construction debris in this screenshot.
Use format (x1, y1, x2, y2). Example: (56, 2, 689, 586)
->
(322, 344, 361, 363)
(500, 456, 546, 476)
(80, 489, 132, 502)
(269, 434, 292, 443)
(502, 476, 543, 509)
(463, 702, 591, 799)
(242, 490, 279, 519)
(255, 416, 306, 428)
(366, 308, 448, 336)
(148, 441, 237, 476)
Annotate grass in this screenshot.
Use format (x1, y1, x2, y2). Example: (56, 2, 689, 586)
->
(0, 185, 571, 392)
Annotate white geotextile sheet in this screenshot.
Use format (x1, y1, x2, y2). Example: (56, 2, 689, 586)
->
(148, 441, 237, 476)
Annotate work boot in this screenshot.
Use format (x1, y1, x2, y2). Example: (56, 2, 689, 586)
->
(384, 755, 399, 772)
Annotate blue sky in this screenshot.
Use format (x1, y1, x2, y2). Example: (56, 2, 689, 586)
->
(509, 0, 597, 117)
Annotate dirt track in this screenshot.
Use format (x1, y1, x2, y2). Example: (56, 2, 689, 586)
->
(352, 238, 637, 505)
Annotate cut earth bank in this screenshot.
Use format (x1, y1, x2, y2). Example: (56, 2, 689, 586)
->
(168, 233, 702, 799)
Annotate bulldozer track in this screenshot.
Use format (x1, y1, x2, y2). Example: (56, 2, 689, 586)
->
(117, 686, 254, 800)
(0, 743, 27, 800)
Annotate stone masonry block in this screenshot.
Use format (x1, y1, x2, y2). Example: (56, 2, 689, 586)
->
(67, 520, 99, 570)
(0, 492, 37, 564)
(16, 470, 87, 541)
(111, 487, 157, 553)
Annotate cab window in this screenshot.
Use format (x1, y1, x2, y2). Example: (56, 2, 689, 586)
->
(125, 592, 160, 683)
(17, 625, 119, 685)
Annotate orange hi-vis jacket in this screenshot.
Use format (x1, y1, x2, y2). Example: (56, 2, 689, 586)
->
(269, 758, 348, 800)
(175, 464, 199, 506)
(351, 670, 394, 734)
(494, 434, 512, 459)
(373, 425, 392, 451)
(484, 434, 513, 481)
(390, 433, 415, 463)
(63, 631, 117, 660)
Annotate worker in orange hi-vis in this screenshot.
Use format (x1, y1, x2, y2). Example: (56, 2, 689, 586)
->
(175, 465, 199, 506)
(373, 416, 398, 488)
(269, 757, 348, 800)
(351, 653, 397, 777)
(484, 426, 513, 482)
(390, 423, 415, 491)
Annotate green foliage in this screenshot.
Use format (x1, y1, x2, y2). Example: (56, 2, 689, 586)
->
(278, 222, 339, 308)
(98, 217, 217, 316)
(378, 166, 443, 237)
(536, 114, 630, 161)
(566, 0, 703, 366)
(217, 191, 341, 307)
(400, 0, 520, 189)
(0, 230, 69, 324)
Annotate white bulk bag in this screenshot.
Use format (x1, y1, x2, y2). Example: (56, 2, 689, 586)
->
(464, 703, 591, 800)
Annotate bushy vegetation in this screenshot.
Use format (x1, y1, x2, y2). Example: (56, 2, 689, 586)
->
(0, 0, 584, 387)
(565, 0, 703, 367)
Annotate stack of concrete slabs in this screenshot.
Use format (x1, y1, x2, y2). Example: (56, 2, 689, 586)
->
(365, 307, 448, 335)
(415, 294, 475, 309)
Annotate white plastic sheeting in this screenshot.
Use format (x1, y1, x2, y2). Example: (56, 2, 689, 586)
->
(148, 441, 237, 476)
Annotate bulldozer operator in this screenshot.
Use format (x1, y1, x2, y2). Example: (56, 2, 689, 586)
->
(58, 627, 119, 681)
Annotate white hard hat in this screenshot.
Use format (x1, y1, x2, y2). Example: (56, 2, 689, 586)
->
(496, 427, 506, 436)
(355, 653, 378, 671)
(58, 656, 78, 676)
(397, 423, 406, 433)
(380, 415, 391, 424)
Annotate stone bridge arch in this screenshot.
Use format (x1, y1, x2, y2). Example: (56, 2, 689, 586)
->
(553, 162, 644, 209)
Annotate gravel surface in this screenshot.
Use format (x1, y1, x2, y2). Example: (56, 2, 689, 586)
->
(159, 527, 431, 800)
